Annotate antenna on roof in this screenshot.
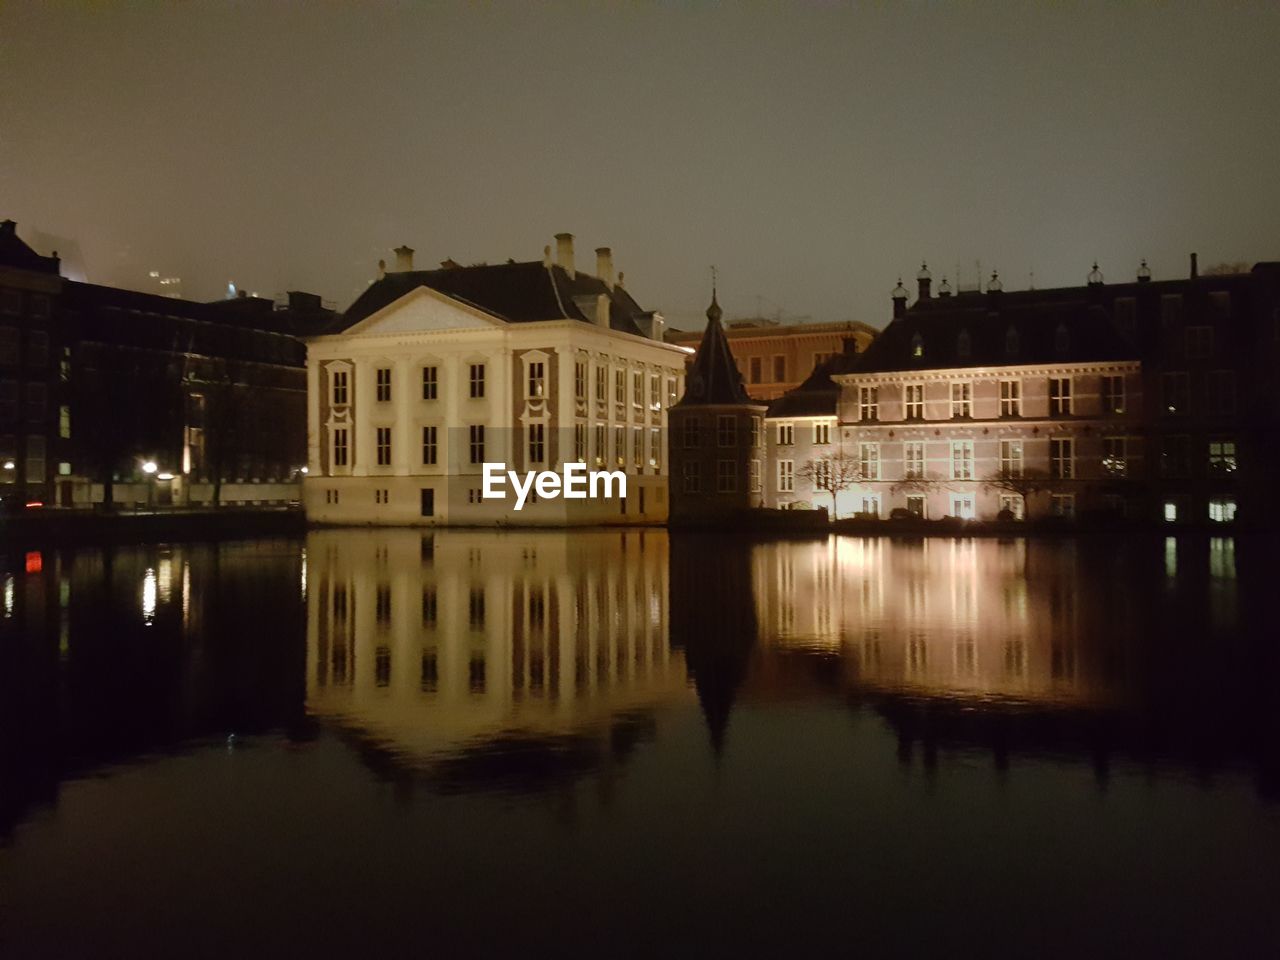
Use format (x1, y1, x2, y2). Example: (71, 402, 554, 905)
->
(1029, 268, 1035, 291)
(710, 265, 717, 296)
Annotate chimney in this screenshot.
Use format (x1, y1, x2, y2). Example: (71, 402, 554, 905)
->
(595, 247, 614, 289)
(393, 245, 414, 272)
(377, 259, 386, 280)
(595, 293, 610, 328)
(916, 262, 932, 300)
(616, 271, 625, 290)
(543, 245, 552, 268)
(1190, 252, 1198, 279)
(555, 233, 575, 279)
(842, 336, 860, 356)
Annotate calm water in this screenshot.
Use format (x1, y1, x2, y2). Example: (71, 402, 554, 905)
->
(1, 531, 1278, 957)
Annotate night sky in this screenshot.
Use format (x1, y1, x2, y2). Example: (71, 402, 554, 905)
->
(2, 2, 1277, 331)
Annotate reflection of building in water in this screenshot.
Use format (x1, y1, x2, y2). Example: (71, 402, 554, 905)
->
(749, 537, 1138, 706)
(305, 529, 689, 772)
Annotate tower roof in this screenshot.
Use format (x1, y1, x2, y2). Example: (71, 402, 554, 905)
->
(675, 289, 753, 406)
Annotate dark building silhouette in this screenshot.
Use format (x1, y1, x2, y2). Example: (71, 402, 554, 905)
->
(0, 219, 335, 508)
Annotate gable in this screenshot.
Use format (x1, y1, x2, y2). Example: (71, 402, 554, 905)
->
(342, 285, 506, 337)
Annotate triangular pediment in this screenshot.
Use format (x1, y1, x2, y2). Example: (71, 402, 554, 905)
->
(343, 285, 506, 337)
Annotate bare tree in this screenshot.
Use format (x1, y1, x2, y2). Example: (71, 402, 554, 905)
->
(796, 450, 863, 519)
(983, 467, 1051, 517)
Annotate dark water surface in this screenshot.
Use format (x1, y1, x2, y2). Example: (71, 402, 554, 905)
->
(1, 531, 1278, 957)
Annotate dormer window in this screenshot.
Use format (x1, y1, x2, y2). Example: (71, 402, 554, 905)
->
(911, 333, 924, 358)
(1055, 323, 1070, 354)
(1005, 326, 1019, 357)
(957, 329, 971, 359)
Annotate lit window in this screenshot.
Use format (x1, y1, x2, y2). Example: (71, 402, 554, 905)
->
(574, 423, 587, 462)
(1208, 439, 1237, 476)
(1102, 375, 1125, 414)
(859, 387, 878, 422)
(1102, 437, 1127, 477)
(950, 382, 972, 418)
(1208, 498, 1237, 522)
(950, 440, 973, 480)
(527, 361, 545, 399)
(1000, 380, 1021, 417)
(778, 459, 794, 493)
(903, 441, 924, 479)
(1000, 440, 1023, 477)
(904, 383, 924, 419)
(859, 442, 880, 480)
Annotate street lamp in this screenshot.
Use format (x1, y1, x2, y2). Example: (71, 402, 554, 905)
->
(142, 461, 158, 475)
(2, 461, 14, 471)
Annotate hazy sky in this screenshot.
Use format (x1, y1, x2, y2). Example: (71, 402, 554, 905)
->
(2, 2, 1278, 331)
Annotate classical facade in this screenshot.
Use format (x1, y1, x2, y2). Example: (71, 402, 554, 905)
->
(667, 316, 876, 401)
(762, 257, 1280, 526)
(667, 290, 768, 525)
(303, 236, 689, 525)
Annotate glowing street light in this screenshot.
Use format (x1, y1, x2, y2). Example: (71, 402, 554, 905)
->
(2, 461, 14, 471)
(142, 461, 158, 475)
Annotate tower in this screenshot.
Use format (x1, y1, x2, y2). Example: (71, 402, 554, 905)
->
(668, 281, 768, 526)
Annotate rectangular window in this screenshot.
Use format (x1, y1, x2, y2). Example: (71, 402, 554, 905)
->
(1101, 375, 1125, 414)
(814, 421, 831, 445)
(632, 371, 643, 407)
(574, 362, 586, 400)
(682, 461, 701, 493)
(950, 382, 972, 418)
(904, 383, 924, 419)
(1049, 437, 1074, 479)
(682, 417, 700, 449)
(859, 386, 878, 422)
(772, 355, 786, 383)
(58, 404, 71, 439)
(649, 373, 660, 410)
(1206, 370, 1236, 415)
(950, 440, 973, 480)
(750, 416, 761, 447)
(331, 369, 348, 406)
(632, 426, 643, 467)
(777, 422, 794, 446)
(778, 459, 794, 493)
(376, 427, 392, 465)
(594, 424, 606, 466)
(422, 426, 437, 465)
(749, 459, 761, 492)
(859, 442, 880, 480)
(749, 357, 763, 384)
(717, 414, 736, 447)
(1049, 377, 1073, 416)
(904, 440, 924, 478)
(469, 364, 486, 399)
(1209, 498, 1237, 523)
(614, 369, 625, 405)
(614, 426, 624, 466)
(422, 366, 438, 400)
(332, 427, 349, 467)
(666, 376, 678, 407)
(1162, 372, 1189, 415)
(1208, 439, 1237, 476)
(595, 366, 607, 402)
(376, 367, 392, 402)
(528, 423, 545, 463)
(575, 423, 587, 462)
(469, 425, 485, 464)
(1186, 326, 1214, 360)
(999, 439, 1023, 477)
(420, 488, 435, 517)
(527, 361, 545, 399)
(1161, 435, 1190, 478)
(999, 380, 1021, 417)
(650, 427, 661, 469)
(1050, 494, 1076, 519)
(717, 460, 737, 493)
(1103, 437, 1128, 477)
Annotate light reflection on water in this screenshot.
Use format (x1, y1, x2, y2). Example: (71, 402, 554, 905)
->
(0, 531, 1277, 955)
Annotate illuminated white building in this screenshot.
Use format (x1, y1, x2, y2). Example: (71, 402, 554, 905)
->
(303, 236, 689, 525)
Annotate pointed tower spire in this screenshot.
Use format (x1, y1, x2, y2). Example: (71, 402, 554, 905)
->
(676, 273, 750, 405)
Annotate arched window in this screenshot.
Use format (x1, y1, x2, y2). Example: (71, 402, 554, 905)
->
(911, 332, 924, 358)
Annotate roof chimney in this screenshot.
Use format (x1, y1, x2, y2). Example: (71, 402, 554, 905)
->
(1190, 252, 1198, 279)
(1137, 259, 1151, 282)
(543, 245, 552, 268)
(916, 262, 932, 300)
(393, 245, 414, 272)
(595, 293, 610, 328)
(377, 259, 386, 280)
(595, 247, 614, 289)
(555, 233, 575, 279)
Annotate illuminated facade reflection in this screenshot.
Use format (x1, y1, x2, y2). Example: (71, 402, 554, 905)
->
(304, 529, 688, 768)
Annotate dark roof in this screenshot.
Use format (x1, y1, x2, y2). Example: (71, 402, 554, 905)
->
(851, 295, 1138, 375)
(674, 293, 757, 406)
(766, 350, 860, 418)
(327, 260, 653, 337)
(0, 220, 60, 274)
